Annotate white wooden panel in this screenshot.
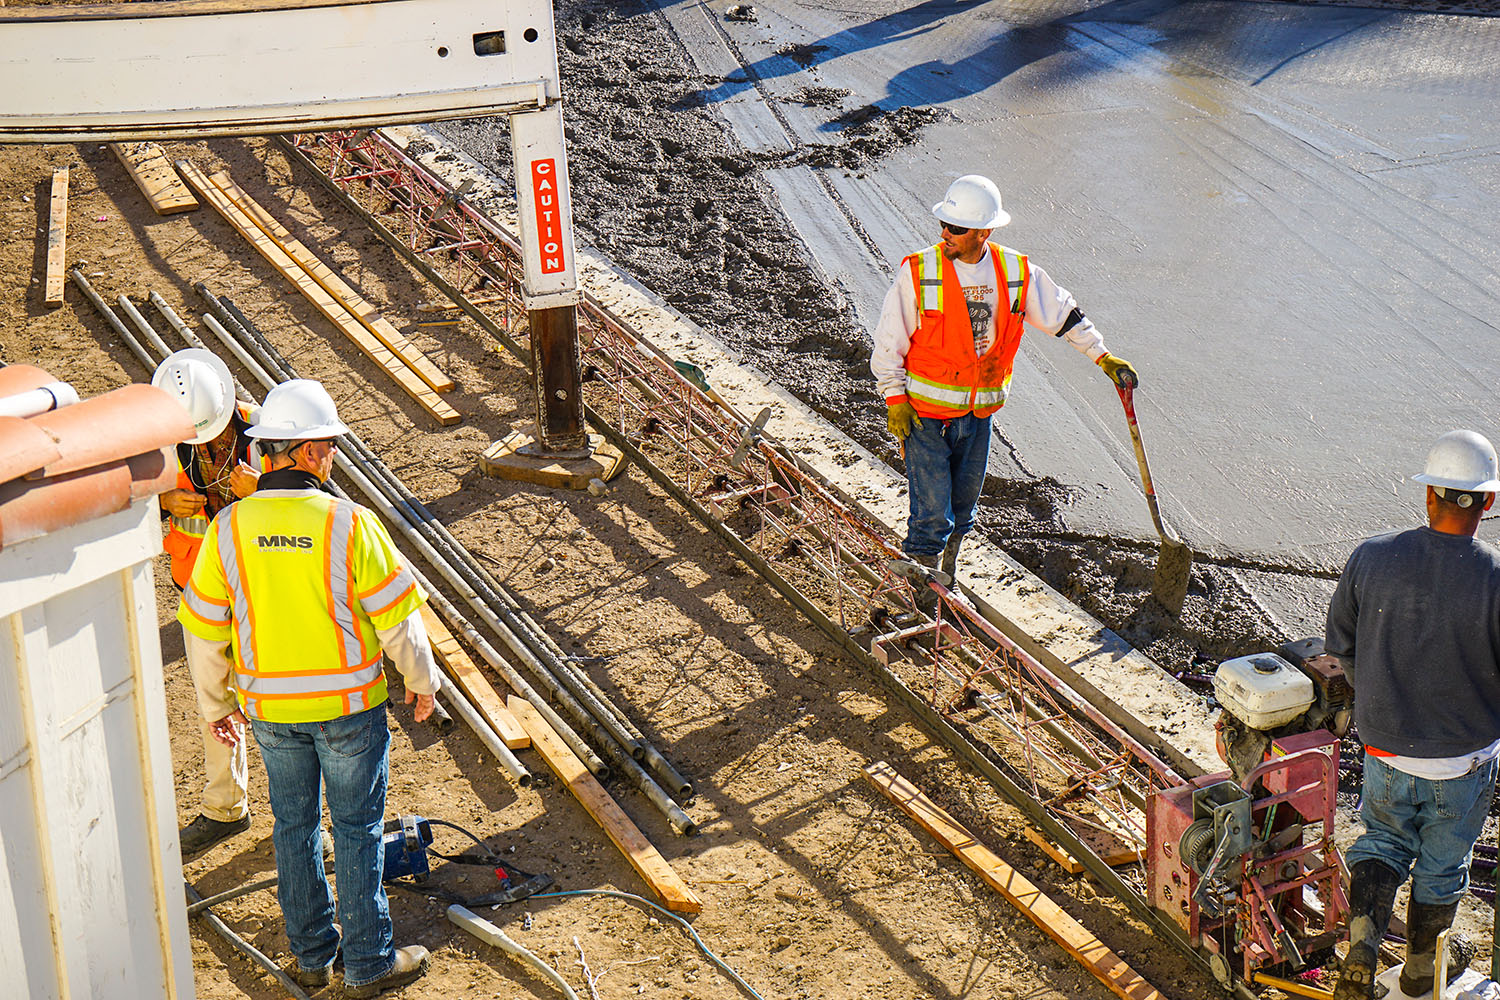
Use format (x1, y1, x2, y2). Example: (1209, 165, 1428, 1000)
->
(0, 503, 159, 616)
(0, 501, 191, 999)
(0, 618, 58, 1000)
(0, 0, 561, 141)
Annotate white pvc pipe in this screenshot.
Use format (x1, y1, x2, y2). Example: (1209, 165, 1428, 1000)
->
(0, 382, 77, 419)
(448, 905, 581, 1000)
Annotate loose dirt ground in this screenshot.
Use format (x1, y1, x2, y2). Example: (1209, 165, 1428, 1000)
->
(0, 137, 1225, 1000)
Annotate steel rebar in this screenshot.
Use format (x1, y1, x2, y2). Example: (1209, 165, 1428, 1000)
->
(186, 883, 312, 1000)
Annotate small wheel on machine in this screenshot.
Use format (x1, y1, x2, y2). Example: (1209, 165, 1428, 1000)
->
(1208, 952, 1232, 989)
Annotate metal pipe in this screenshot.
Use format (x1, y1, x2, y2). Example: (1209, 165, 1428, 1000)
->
(116, 293, 176, 362)
(435, 669, 531, 786)
(199, 312, 279, 391)
(70, 269, 156, 370)
(185, 883, 313, 1000)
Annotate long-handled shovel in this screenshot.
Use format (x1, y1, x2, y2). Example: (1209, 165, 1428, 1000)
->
(1115, 372, 1193, 614)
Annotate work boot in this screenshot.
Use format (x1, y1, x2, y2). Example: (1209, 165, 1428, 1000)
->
(343, 945, 431, 998)
(290, 962, 332, 989)
(940, 533, 965, 585)
(909, 553, 942, 616)
(178, 813, 251, 861)
(1398, 900, 1466, 997)
(1335, 860, 1404, 1000)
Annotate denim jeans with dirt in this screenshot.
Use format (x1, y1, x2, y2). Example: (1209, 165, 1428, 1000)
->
(251, 702, 394, 987)
(1345, 752, 1498, 905)
(903, 411, 991, 558)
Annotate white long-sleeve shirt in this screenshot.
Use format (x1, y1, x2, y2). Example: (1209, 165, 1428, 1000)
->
(870, 246, 1107, 403)
(185, 611, 442, 722)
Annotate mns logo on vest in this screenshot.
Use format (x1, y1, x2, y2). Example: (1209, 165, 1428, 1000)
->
(256, 535, 314, 550)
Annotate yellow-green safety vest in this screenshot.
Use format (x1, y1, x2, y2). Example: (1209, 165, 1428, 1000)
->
(178, 489, 425, 723)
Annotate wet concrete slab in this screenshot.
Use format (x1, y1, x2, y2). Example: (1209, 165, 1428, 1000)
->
(672, 0, 1500, 584)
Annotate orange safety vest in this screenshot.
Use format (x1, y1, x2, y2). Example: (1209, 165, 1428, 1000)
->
(901, 242, 1030, 420)
(163, 402, 263, 589)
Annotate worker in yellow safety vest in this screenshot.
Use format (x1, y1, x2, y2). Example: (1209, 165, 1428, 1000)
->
(153, 349, 268, 859)
(871, 175, 1137, 610)
(178, 378, 440, 998)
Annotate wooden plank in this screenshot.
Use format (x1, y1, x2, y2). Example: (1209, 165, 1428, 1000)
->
(419, 605, 527, 749)
(109, 143, 198, 215)
(208, 169, 454, 393)
(43, 166, 68, 306)
(863, 761, 1164, 1000)
(1025, 825, 1146, 875)
(175, 159, 459, 426)
(507, 695, 702, 916)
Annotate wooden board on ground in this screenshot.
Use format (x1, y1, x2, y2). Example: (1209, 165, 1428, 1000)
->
(176, 159, 460, 426)
(480, 429, 627, 490)
(419, 605, 527, 749)
(109, 143, 198, 215)
(1025, 825, 1146, 876)
(863, 761, 1164, 1000)
(44, 166, 68, 306)
(507, 695, 702, 915)
(207, 169, 455, 394)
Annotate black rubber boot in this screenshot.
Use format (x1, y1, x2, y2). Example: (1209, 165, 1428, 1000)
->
(1398, 900, 1464, 998)
(940, 533, 965, 585)
(178, 813, 251, 861)
(1336, 860, 1403, 1000)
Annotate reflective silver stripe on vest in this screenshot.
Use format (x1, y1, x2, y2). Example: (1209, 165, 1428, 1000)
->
(171, 514, 210, 538)
(998, 246, 1026, 313)
(972, 384, 1011, 408)
(182, 585, 231, 626)
(347, 689, 367, 714)
(234, 659, 383, 697)
(915, 246, 943, 312)
(216, 512, 257, 675)
(328, 501, 365, 670)
(360, 566, 416, 615)
(905, 371, 973, 408)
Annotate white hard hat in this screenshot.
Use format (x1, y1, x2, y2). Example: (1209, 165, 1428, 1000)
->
(152, 349, 236, 445)
(244, 379, 349, 441)
(1412, 429, 1500, 496)
(932, 175, 1010, 230)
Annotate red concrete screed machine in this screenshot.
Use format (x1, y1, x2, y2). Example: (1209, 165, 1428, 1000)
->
(1147, 638, 1355, 989)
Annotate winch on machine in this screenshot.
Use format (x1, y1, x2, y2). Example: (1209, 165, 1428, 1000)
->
(1148, 639, 1354, 991)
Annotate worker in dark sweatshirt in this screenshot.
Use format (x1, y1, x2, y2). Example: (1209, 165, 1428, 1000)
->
(1327, 429, 1500, 1000)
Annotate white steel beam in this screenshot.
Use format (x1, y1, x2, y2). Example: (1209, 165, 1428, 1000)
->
(0, 0, 563, 142)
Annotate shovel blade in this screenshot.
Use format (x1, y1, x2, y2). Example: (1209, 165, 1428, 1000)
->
(1152, 539, 1193, 616)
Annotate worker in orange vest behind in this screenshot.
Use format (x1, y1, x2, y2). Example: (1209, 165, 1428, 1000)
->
(871, 175, 1136, 611)
(153, 349, 266, 858)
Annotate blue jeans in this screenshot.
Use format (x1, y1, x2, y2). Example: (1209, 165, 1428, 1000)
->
(251, 703, 394, 986)
(903, 412, 992, 557)
(1346, 752, 1498, 905)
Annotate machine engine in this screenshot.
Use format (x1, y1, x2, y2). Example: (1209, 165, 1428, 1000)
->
(1146, 639, 1352, 989)
(1214, 638, 1353, 784)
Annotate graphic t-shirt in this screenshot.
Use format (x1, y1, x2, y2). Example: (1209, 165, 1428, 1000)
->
(949, 253, 1000, 355)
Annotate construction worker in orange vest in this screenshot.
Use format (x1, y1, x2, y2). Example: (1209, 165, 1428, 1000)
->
(178, 378, 440, 998)
(153, 349, 267, 858)
(871, 175, 1136, 609)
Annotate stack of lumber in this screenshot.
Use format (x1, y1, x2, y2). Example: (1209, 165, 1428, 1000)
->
(175, 159, 460, 426)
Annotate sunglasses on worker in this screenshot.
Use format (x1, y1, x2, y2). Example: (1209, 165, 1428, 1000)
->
(940, 221, 972, 236)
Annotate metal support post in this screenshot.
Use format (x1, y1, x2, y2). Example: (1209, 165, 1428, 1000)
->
(510, 101, 586, 455)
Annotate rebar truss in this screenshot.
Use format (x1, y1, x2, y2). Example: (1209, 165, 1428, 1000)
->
(287, 128, 1185, 891)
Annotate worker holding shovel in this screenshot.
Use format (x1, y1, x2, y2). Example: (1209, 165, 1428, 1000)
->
(871, 174, 1135, 611)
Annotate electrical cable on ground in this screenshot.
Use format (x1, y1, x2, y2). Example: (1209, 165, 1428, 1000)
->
(530, 889, 764, 1000)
